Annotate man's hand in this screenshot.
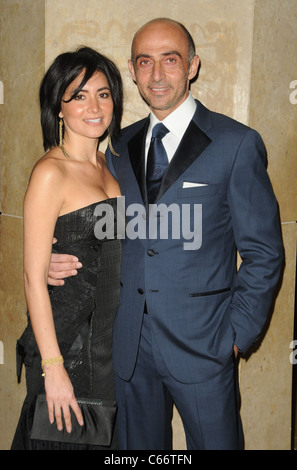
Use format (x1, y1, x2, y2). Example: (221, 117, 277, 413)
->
(48, 253, 82, 286)
(233, 345, 239, 358)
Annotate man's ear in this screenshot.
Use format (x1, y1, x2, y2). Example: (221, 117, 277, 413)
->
(128, 59, 136, 82)
(188, 55, 200, 81)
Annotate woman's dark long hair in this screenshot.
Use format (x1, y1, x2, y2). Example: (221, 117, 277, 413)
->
(39, 46, 123, 151)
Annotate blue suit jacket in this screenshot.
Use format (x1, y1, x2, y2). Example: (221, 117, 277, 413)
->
(106, 99, 283, 383)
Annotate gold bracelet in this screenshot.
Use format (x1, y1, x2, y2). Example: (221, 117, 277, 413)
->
(41, 355, 64, 377)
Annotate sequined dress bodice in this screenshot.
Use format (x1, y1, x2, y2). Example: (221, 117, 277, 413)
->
(49, 197, 122, 397)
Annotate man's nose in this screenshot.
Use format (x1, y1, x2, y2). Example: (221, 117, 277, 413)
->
(151, 61, 165, 82)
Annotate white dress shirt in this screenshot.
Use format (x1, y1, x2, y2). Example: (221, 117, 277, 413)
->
(145, 92, 197, 166)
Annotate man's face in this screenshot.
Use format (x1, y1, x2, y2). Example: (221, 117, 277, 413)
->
(128, 21, 199, 120)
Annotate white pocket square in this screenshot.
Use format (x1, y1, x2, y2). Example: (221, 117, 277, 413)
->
(182, 182, 208, 188)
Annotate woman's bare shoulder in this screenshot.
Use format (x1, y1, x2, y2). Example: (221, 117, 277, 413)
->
(24, 148, 67, 214)
(30, 148, 67, 182)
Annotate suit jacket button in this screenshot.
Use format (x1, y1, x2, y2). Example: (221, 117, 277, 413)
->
(147, 249, 156, 256)
(138, 288, 144, 294)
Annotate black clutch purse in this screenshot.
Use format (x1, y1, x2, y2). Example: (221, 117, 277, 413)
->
(30, 394, 117, 446)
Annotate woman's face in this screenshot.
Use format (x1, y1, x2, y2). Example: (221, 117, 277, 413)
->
(59, 70, 114, 141)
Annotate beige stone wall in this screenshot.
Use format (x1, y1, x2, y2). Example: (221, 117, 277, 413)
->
(239, 0, 297, 450)
(0, 0, 45, 450)
(0, 0, 296, 450)
(44, 0, 255, 128)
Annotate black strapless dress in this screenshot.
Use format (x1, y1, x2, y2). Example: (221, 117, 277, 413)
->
(11, 197, 122, 450)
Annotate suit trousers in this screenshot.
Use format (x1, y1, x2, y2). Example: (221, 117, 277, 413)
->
(115, 312, 243, 450)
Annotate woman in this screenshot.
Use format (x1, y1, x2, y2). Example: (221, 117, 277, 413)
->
(11, 46, 123, 450)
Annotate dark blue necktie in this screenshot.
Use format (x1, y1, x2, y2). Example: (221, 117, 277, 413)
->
(146, 123, 169, 204)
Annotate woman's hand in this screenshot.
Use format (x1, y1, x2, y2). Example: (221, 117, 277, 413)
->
(44, 363, 84, 433)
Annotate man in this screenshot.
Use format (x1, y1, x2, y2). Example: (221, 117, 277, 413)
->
(49, 18, 283, 449)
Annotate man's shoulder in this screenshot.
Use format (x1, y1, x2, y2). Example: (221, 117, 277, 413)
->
(120, 117, 149, 140)
(195, 99, 249, 132)
(107, 117, 149, 158)
(195, 100, 248, 129)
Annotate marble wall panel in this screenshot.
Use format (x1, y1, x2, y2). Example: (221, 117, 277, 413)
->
(239, 0, 297, 450)
(0, 0, 45, 450)
(175, 0, 255, 123)
(248, 0, 297, 224)
(45, 0, 255, 127)
(0, 0, 45, 217)
(240, 223, 297, 450)
(0, 216, 27, 450)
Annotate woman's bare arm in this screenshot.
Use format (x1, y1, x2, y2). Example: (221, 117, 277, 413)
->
(23, 158, 83, 431)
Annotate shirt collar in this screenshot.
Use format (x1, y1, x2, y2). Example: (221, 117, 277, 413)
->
(149, 92, 197, 138)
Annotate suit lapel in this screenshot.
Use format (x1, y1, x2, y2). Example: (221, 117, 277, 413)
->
(157, 113, 212, 201)
(127, 118, 149, 203)
(126, 101, 213, 204)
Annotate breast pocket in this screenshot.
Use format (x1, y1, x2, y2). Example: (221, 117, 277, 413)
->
(177, 183, 220, 199)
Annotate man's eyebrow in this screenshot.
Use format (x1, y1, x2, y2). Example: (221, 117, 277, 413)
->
(135, 53, 151, 62)
(162, 51, 182, 58)
(135, 51, 182, 62)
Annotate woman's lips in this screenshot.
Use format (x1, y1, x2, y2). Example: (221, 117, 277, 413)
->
(83, 118, 103, 125)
